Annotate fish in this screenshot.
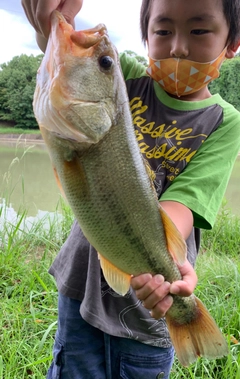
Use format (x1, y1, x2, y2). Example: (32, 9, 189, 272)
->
(33, 10, 229, 366)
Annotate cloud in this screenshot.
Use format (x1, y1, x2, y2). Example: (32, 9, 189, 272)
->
(0, 0, 147, 65)
(0, 10, 41, 64)
(0, 0, 25, 16)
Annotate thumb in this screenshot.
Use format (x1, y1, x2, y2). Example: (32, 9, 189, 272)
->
(170, 280, 196, 296)
(170, 260, 198, 296)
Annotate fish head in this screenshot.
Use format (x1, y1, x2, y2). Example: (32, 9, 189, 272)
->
(34, 10, 126, 146)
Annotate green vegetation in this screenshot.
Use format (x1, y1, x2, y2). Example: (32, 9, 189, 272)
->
(0, 199, 74, 379)
(0, 126, 41, 135)
(0, 201, 239, 378)
(171, 207, 240, 378)
(124, 50, 148, 66)
(209, 57, 240, 111)
(0, 54, 43, 130)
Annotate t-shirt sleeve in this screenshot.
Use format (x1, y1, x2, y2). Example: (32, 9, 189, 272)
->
(120, 52, 147, 80)
(160, 103, 240, 229)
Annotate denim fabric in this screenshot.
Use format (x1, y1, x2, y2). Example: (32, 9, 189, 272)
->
(47, 293, 174, 379)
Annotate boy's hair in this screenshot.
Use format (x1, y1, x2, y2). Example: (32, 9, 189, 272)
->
(140, 0, 240, 48)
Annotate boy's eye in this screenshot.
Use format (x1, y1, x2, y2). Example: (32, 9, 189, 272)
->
(191, 29, 209, 35)
(155, 30, 171, 36)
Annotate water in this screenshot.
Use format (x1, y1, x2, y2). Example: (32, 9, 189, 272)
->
(0, 139, 239, 231)
(0, 139, 63, 234)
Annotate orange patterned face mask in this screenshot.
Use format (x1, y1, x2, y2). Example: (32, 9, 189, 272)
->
(146, 48, 227, 97)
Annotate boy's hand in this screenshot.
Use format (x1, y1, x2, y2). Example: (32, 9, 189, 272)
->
(21, 0, 83, 37)
(21, 0, 83, 51)
(131, 260, 198, 320)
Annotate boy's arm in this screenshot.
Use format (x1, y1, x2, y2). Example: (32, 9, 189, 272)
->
(21, 0, 83, 51)
(131, 200, 198, 320)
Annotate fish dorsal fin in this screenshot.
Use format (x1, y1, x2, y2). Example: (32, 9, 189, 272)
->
(159, 205, 187, 265)
(98, 253, 131, 296)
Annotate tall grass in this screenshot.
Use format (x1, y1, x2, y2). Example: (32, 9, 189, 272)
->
(171, 207, 240, 379)
(0, 203, 239, 378)
(0, 198, 74, 379)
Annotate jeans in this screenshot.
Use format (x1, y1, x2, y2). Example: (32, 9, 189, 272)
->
(47, 293, 174, 379)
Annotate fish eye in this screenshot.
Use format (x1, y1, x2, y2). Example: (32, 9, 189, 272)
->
(99, 55, 113, 70)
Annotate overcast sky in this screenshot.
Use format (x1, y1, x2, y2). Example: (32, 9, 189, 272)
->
(0, 0, 148, 65)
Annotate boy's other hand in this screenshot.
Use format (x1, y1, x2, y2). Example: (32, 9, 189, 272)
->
(131, 260, 198, 320)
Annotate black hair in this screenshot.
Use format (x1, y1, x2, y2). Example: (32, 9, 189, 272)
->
(140, 0, 240, 48)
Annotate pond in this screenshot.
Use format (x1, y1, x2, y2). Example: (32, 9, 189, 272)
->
(0, 139, 61, 216)
(0, 138, 239, 231)
(0, 139, 62, 234)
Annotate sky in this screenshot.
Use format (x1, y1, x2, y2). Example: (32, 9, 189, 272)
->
(0, 0, 148, 65)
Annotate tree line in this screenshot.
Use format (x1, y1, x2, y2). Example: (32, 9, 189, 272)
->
(0, 53, 240, 129)
(0, 54, 43, 129)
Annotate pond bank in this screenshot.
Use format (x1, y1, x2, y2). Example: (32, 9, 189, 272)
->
(0, 133, 239, 155)
(0, 133, 43, 144)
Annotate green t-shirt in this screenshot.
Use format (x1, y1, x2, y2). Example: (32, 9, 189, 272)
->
(120, 53, 240, 229)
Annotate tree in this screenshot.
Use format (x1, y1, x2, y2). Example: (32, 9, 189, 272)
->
(0, 54, 43, 129)
(123, 50, 148, 67)
(208, 56, 240, 111)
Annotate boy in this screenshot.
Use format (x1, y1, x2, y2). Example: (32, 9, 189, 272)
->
(22, 0, 240, 378)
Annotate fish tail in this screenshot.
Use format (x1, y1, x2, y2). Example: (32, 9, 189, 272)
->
(165, 296, 229, 366)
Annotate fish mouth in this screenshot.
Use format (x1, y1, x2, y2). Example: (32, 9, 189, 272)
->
(51, 11, 108, 58)
(34, 11, 117, 146)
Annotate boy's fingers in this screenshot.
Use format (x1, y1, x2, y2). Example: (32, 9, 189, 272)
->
(35, 0, 62, 37)
(131, 274, 167, 299)
(22, 0, 83, 38)
(150, 295, 173, 319)
(141, 281, 170, 309)
(60, 0, 83, 27)
(131, 273, 153, 291)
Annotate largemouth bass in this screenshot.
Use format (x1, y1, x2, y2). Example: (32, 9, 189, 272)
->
(33, 11, 228, 366)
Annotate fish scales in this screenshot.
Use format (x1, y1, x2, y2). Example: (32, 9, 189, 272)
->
(33, 11, 229, 367)
(41, 115, 177, 278)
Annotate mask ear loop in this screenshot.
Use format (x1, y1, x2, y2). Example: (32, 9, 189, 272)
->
(175, 58, 180, 97)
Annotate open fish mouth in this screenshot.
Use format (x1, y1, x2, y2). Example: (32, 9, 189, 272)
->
(34, 13, 119, 145)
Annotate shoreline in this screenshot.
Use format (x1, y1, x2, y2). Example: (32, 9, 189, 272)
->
(0, 134, 240, 156)
(0, 133, 44, 144)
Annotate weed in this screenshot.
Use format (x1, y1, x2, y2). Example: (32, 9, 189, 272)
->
(0, 205, 239, 378)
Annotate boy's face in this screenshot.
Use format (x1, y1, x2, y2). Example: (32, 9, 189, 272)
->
(147, 0, 234, 62)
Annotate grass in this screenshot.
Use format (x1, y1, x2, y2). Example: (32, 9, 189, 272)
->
(171, 207, 240, 378)
(0, 202, 239, 378)
(0, 126, 41, 135)
(0, 199, 74, 379)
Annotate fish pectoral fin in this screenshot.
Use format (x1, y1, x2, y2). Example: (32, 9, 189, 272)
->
(53, 166, 66, 198)
(165, 296, 229, 366)
(159, 204, 187, 265)
(98, 253, 131, 296)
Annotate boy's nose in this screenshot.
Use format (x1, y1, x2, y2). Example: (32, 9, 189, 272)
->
(170, 36, 189, 58)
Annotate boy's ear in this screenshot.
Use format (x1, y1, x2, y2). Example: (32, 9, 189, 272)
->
(225, 41, 240, 58)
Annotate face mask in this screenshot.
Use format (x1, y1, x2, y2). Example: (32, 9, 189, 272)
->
(146, 48, 227, 97)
